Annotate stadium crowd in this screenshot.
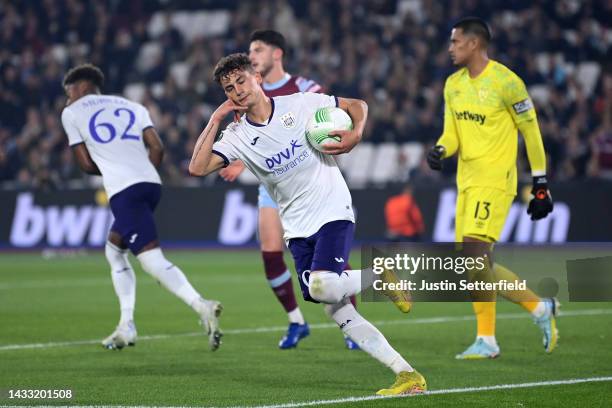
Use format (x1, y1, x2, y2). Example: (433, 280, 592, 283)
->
(0, 0, 610, 189)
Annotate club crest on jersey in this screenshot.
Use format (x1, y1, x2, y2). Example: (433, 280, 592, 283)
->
(279, 112, 296, 129)
(478, 88, 488, 101)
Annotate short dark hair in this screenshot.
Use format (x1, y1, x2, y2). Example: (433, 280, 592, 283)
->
(213, 53, 254, 84)
(453, 17, 491, 45)
(249, 29, 286, 55)
(62, 63, 105, 89)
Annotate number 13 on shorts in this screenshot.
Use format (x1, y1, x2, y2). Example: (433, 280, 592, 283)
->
(455, 187, 515, 242)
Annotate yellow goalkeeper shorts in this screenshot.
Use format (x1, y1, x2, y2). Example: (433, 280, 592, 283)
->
(455, 187, 515, 243)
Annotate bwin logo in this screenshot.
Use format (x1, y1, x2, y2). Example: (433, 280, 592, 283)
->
(9, 192, 113, 247)
(265, 140, 303, 169)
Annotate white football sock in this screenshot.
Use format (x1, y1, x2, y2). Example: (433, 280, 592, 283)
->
(105, 242, 135, 325)
(137, 248, 202, 309)
(531, 301, 547, 318)
(308, 270, 362, 304)
(477, 335, 499, 349)
(287, 307, 305, 325)
(326, 301, 414, 374)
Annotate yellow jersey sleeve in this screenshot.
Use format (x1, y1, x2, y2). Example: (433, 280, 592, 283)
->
(519, 120, 547, 176)
(501, 73, 546, 175)
(501, 73, 536, 125)
(437, 80, 459, 157)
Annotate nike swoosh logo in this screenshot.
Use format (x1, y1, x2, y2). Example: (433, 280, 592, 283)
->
(251, 137, 260, 145)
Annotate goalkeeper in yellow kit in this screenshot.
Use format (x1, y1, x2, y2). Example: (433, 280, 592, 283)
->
(427, 17, 558, 359)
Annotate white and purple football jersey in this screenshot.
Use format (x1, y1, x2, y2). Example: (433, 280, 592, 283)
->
(212, 92, 355, 240)
(61, 94, 161, 198)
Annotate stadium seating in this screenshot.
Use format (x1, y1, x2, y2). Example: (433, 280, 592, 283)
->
(0, 1, 609, 189)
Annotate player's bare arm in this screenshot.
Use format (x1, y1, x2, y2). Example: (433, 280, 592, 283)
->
(219, 160, 245, 182)
(143, 127, 164, 168)
(189, 99, 247, 177)
(322, 97, 368, 155)
(71, 143, 101, 175)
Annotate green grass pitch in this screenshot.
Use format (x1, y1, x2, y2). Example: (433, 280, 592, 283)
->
(1, 249, 611, 407)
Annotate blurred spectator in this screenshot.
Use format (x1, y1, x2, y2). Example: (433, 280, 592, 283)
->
(384, 184, 425, 242)
(0, 0, 609, 190)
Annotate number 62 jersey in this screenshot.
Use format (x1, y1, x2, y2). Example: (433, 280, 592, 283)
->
(61, 94, 161, 198)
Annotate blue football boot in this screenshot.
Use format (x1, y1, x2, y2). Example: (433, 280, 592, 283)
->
(455, 338, 500, 360)
(344, 335, 360, 350)
(279, 322, 310, 349)
(534, 298, 560, 353)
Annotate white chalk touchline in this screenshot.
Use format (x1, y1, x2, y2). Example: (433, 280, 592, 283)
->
(226, 376, 612, 408)
(1, 376, 611, 408)
(1, 308, 610, 351)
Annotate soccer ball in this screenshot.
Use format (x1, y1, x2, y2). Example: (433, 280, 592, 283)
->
(305, 107, 353, 152)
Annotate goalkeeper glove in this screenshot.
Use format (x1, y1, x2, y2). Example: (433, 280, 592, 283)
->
(527, 176, 553, 220)
(427, 145, 445, 171)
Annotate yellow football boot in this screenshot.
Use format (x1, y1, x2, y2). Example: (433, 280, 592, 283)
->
(380, 267, 412, 313)
(376, 370, 427, 396)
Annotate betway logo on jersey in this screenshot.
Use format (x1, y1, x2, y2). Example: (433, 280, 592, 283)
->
(9, 193, 113, 247)
(455, 110, 486, 125)
(265, 139, 310, 176)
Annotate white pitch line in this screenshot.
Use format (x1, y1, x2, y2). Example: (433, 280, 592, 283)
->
(1, 376, 611, 408)
(226, 376, 612, 408)
(1, 308, 610, 352)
